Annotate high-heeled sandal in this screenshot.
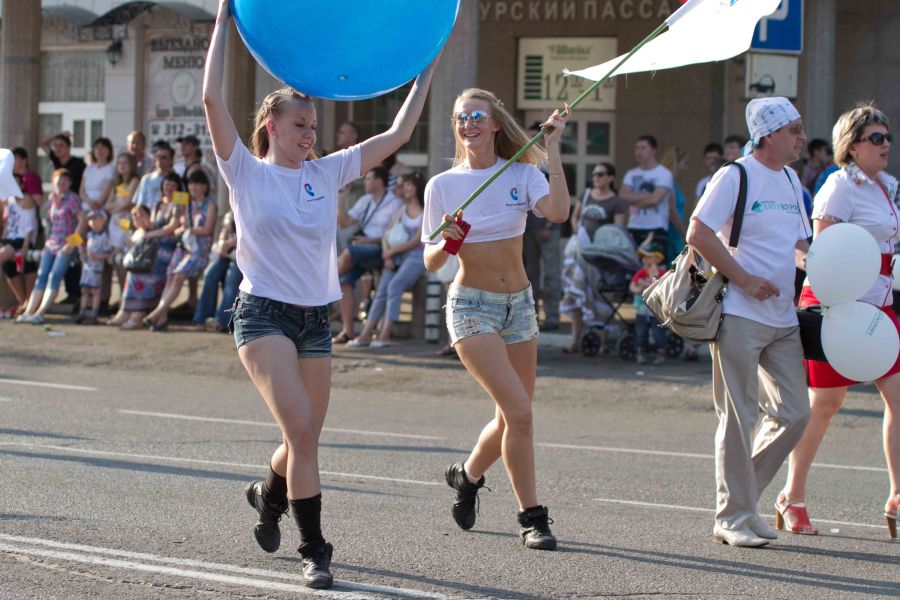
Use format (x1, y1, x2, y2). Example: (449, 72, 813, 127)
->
(885, 500, 898, 540)
(774, 493, 819, 535)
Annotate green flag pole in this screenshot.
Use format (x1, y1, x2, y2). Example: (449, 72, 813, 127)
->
(429, 20, 669, 240)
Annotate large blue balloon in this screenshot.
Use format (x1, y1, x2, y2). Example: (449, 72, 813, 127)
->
(231, 0, 459, 101)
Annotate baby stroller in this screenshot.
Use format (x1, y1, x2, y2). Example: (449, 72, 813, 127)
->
(564, 214, 683, 360)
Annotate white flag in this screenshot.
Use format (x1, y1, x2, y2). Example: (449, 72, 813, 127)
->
(565, 0, 782, 82)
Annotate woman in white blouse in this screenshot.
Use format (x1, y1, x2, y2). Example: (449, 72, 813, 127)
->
(778, 103, 900, 539)
(80, 138, 116, 216)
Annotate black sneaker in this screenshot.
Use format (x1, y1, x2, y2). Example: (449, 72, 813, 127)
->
(444, 462, 485, 530)
(300, 542, 333, 589)
(517, 505, 557, 550)
(244, 481, 288, 553)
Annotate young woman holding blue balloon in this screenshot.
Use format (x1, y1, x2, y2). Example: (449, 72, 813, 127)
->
(203, 0, 439, 587)
(422, 88, 571, 550)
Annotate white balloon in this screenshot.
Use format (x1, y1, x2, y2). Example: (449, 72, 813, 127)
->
(892, 254, 900, 292)
(807, 223, 880, 306)
(0, 149, 22, 199)
(821, 301, 899, 382)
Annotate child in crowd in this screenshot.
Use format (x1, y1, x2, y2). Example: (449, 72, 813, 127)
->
(629, 241, 668, 365)
(16, 168, 82, 325)
(76, 210, 112, 324)
(0, 173, 38, 313)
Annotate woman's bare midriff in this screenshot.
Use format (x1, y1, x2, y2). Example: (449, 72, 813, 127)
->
(455, 237, 529, 293)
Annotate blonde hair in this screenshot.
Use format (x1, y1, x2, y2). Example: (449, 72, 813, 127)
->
(250, 87, 319, 160)
(451, 88, 545, 167)
(660, 146, 687, 173)
(832, 101, 890, 168)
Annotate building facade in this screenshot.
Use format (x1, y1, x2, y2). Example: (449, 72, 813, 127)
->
(1, 0, 898, 207)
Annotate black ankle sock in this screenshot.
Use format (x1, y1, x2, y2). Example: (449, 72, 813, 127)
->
(290, 494, 325, 557)
(262, 465, 288, 505)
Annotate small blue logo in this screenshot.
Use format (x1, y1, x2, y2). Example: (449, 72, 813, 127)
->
(304, 183, 314, 197)
(510, 187, 519, 201)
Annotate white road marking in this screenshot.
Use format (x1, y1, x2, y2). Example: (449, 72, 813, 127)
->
(0, 442, 440, 487)
(119, 410, 445, 441)
(0, 378, 97, 392)
(592, 497, 887, 531)
(540, 442, 888, 474)
(0, 534, 445, 599)
(0, 397, 13, 402)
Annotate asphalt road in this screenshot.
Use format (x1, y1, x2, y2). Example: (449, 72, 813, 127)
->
(1, 317, 898, 599)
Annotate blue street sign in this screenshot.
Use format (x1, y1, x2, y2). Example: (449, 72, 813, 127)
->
(751, 0, 804, 54)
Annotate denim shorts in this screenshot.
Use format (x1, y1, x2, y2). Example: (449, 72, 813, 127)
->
(446, 284, 539, 346)
(228, 292, 332, 358)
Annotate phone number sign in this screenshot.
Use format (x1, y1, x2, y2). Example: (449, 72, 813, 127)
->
(517, 37, 617, 110)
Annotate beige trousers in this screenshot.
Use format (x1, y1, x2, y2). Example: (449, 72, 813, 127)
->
(711, 315, 810, 530)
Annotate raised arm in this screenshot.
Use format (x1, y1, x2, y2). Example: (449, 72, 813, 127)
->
(202, 0, 239, 161)
(534, 106, 573, 223)
(358, 55, 441, 173)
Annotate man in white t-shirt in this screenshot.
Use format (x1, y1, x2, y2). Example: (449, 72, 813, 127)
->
(333, 166, 402, 342)
(134, 143, 175, 211)
(620, 135, 674, 259)
(687, 97, 812, 548)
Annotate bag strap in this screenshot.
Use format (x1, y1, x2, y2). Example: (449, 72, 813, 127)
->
(723, 161, 748, 248)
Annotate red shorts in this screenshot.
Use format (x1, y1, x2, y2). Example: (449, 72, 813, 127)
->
(798, 286, 900, 388)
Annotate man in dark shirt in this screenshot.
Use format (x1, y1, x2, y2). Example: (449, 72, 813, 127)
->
(41, 133, 86, 193)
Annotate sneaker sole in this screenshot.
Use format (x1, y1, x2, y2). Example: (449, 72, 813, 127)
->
(244, 482, 281, 553)
(712, 534, 768, 548)
(521, 534, 558, 551)
(303, 574, 334, 589)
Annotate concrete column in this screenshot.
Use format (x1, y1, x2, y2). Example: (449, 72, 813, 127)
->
(225, 21, 256, 143)
(803, 0, 836, 141)
(428, 0, 479, 176)
(0, 0, 41, 159)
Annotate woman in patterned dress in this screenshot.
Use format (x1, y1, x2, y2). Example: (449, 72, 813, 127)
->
(144, 170, 217, 331)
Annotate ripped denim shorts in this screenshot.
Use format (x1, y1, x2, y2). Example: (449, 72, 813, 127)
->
(228, 292, 332, 358)
(445, 284, 539, 346)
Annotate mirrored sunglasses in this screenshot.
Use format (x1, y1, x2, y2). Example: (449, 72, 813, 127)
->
(452, 111, 491, 125)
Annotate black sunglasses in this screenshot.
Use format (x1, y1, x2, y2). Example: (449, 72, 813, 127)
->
(592, 171, 609, 176)
(860, 132, 893, 146)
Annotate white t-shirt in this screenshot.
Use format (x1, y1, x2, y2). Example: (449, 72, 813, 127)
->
(347, 191, 402, 239)
(4, 201, 38, 241)
(216, 139, 361, 306)
(135, 171, 166, 211)
(623, 163, 674, 230)
(810, 167, 899, 307)
(82, 162, 115, 209)
(422, 159, 548, 244)
(695, 174, 712, 203)
(692, 155, 810, 328)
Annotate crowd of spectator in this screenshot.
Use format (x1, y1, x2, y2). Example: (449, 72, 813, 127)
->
(1, 124, 836, 358)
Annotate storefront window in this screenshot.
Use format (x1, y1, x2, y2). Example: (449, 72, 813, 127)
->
(351, 83, 429, 155)
(40, 51, 106, 102)
(587, 122, 610, 155)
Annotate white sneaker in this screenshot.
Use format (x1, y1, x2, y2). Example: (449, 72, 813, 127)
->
(747, 514, 778, 540)
(14, 314, 31, 324)
(712, 524, 769, 547)
(29, 314, 44, 325)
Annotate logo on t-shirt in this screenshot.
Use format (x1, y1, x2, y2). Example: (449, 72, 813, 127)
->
(304, 183, 315, 197)
(751, 199, 800, 215)
(510, 187, 519, 201)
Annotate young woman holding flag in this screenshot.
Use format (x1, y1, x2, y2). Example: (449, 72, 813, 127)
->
(422, 88, 570, 550)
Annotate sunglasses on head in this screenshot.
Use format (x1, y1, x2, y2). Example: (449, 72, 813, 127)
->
(452, 111, 490, 125)
(860, 132, 894, 146)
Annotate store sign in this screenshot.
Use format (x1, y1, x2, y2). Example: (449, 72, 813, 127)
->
(745, 53, 798, 100)
(517, 38, 617, 110)
(481, 0, 675, 22)
(144, 30, 211, 149)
